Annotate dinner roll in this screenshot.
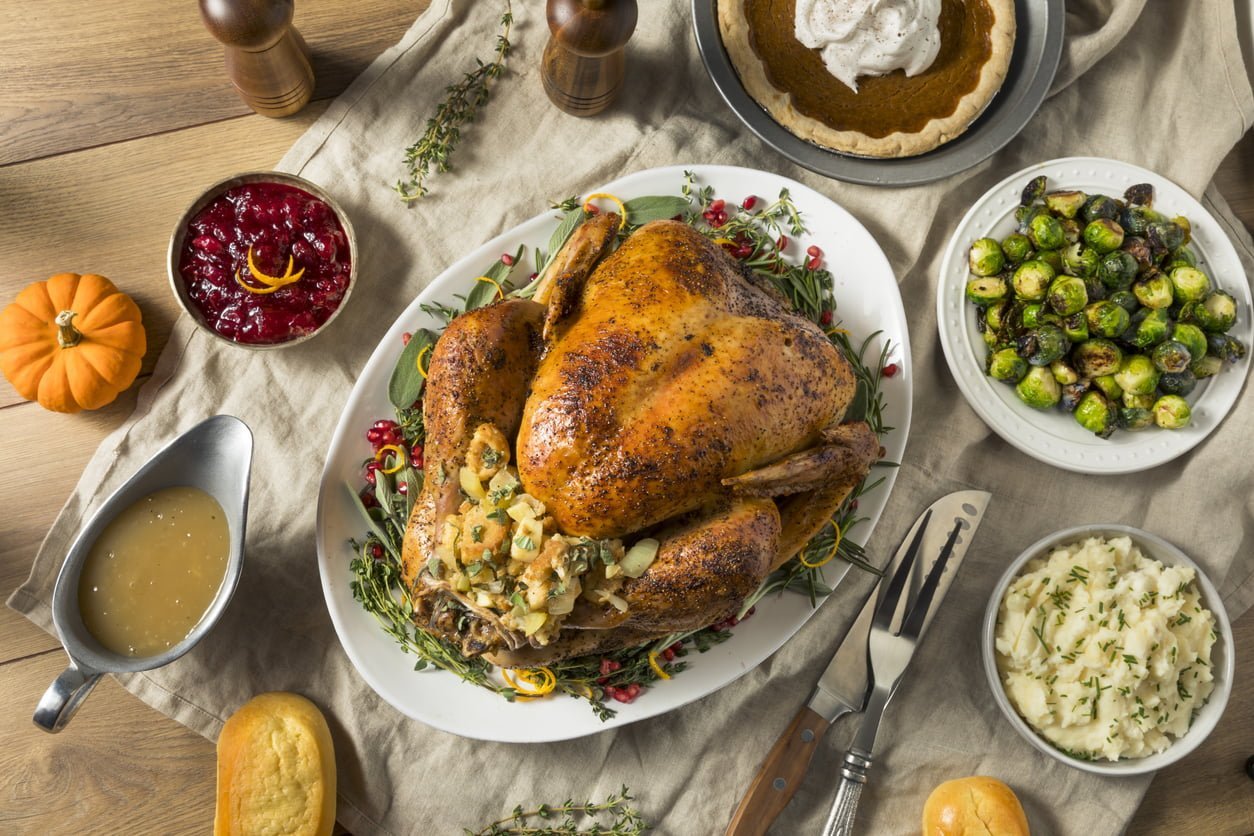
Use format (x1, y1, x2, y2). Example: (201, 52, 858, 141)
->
(922, 776, 1030, 836)
(214, 692, 336, 836)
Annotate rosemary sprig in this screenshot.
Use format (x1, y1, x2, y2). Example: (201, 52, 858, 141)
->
(395, 2, 513, 201)
(467, 785, 649, 835)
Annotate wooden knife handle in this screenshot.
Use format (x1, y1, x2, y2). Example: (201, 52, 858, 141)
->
(724, 705, 829, 836)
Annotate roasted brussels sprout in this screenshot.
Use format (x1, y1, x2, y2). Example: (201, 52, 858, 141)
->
(1073, 339, 1124, 378)
(1082, 194, 1120, 223)
(1172, 215, 1192, 246)
(1044, 190, 1086, 218)
(1110, 290, 1139, 314)
(1098, 251, 1139, 290)
(1016, 324, 1070, 366)
(1132, 271, 1174, 309)
(1123, 183, 1154, 207)
(1021, 303, 1044, 329)
(1038, 250, 1065, 274)
(1206, 332, 1248, 363)
(1152, 395, 1191, 429)
(1060, 218, 1082, 245)
(1060, 381, 1089, 412)
(1166, 246, 1197, 270)
(1060, 311, 1089, 343)
(1092, 373, 1124, 401)
(1083, 276, 1108, 302)
(1151, 340, 1193, 373)
(1021, 175, 1047, 206)
(1015, 366, 1062, 409)
(1158, 370, 1197, 397)
(1191, 354, 1223, 379)
(1062, 244, 1100, 278)
(1127, 307, 1172, 349)
(1119, 407, 1154, 431)
(1121, 236, 1152, 270)
(1122, 391, 1155, 410)
(1170, 323, 1208, 363)
(1016, 204, 1049, 232)
(1047, 275, 1088, 316)
(1120, 205, 1161, 237)
(1050, 359, 1079, 385)
(1113, 354, 1160, 395)
(1169, 266, 1211, 303)
(1084, 219, 1125, 254)
(1012, 260, 1055, 300)
(1147, 221, 1185, 252)
(1029, 214, 1066, 250)
(1192, 290, 1237, 333)
(1074, 391, 1116, 438)
(987, 348, 1029, 382)
(1085, 301, 1131, 338)
(968, 238, 1005, 276)
(1001, 233, 1034, 265)
(984, 300, 1010, 332)
(966, 276, 1009, 306)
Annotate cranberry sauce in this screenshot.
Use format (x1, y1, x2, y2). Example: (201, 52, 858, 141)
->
(179, 182, 351, 345)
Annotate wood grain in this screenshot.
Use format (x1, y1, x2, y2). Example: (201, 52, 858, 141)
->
(724, 705, 831, 836)
(0, 0, 424, 166)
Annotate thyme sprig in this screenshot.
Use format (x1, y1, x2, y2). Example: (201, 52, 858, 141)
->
(395, 2, 513, 201)
(467, 785, 649, 835)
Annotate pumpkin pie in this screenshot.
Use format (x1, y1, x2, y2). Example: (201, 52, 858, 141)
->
(718, 0, 1016, 158)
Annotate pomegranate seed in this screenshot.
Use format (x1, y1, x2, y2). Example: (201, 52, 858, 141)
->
(806, 244, 822, 257)
(741, 195, 758, 210)
(806, 255, 822, 270)
(604, 685, 621, 701)
(820, 310, 833, 326)
(735, 245, 753, 259)
(776, 235, 788, 250)
(662, 648, 675, 662)
(882, 362, 899, 377)
(364, 460, 382, 485)
(743, 606, 756, 620)
(500, 253, 515, 266)
(528, 272, 538, 280)
(586, 204, 600, 215)
(625, 683, 641, 698)
(668, 642, 683, 654)
(370, 543, 384, 560)
(411, 444, 424, 469)
(600, 658, 622, 677)
(359, 489, 379, 509)
(402, 332, 412, 345)
(372, 419, 398, 431)
(397, 481, 408, 495)
(709, 198, 726, 212)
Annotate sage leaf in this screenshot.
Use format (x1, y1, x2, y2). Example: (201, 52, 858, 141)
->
(345, 483, 401, 561)
(623, 195, 690, 226)
(462, 243, 524, 311)
(539, 207, 586, 275)
(388, 328, 439, 409)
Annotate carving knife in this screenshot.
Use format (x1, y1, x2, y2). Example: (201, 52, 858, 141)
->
(723, 490, 991, 836)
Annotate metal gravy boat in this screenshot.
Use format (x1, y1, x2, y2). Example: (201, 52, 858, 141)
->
(34, 415, 253, 732)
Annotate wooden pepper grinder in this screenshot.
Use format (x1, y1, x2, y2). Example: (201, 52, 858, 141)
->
(542, 0, 638, 117)
(199, 0, 314, 118)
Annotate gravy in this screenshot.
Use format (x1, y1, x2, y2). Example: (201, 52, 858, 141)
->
(78, 485, 230, 657)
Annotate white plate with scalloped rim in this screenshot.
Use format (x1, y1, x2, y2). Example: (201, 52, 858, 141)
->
(316, 164, 911, 742)
(937, 157, 1254, 475)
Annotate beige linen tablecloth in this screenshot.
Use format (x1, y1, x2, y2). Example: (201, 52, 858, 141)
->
(12, 1, 1254, 833)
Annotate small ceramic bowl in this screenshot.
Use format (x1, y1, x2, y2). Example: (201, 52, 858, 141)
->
(167, 170, 358, 350)
(981, 524, 1234, 776)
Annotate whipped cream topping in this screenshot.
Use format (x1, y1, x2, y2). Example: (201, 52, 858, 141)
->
(795, 0, 942, 93)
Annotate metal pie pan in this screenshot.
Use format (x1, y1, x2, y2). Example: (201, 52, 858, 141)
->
(692, 0, 1065, 187)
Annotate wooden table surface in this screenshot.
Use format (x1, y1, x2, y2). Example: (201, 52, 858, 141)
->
(1, 3, 1252, 834)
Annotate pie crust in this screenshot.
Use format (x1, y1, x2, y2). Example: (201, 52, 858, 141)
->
(718, 0, 1017, 158)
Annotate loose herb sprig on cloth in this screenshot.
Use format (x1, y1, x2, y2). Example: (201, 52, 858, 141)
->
(350, 173, 897, 719)
(395, 1, 513, 201)
(467, 786, 649, 835)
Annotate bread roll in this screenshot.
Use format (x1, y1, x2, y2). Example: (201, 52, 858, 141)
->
(922, 776, 1030, 836)
(214, 692, 336, 836)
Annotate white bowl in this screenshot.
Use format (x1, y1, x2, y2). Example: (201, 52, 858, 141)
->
(981, 524, 1234, 776)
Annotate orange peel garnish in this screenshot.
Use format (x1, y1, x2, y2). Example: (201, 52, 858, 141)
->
(375, 444, 406, 474)
(583, 192, 627, 232)
(502, 666, 557, 699)
(712, 237, 737, 247)
(474, 275, 505, 301)
(647, 651, 671, 680)
(235, 271, 285, 295)
(246, 246, 305, 287)
(416, 344, 432, 379)
(825, 327, 850, 337)
(800, 521, 842, 569)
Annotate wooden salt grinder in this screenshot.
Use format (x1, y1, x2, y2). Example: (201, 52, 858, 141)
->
(199, 0, 314, 117)
(542, 0, 638, 117)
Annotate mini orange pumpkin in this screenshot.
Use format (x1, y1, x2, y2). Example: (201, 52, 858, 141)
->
(0, 273, 147, 413)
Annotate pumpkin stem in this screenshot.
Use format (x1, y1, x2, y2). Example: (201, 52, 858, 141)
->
(55, 310, 82, 348)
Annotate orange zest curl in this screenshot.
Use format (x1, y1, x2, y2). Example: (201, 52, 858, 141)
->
(502, 666, 557, 700)
(374, 444, 406, 474)
(246, 246, 305, 287)
(416, 344, 432, 379)
(800, 521, 842, 569)
(474, 275, 505, 301)
(647, 651, 671, 680)
(582, 192, 627, 232)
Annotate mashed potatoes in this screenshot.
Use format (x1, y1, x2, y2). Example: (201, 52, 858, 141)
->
(995, 535, 1216, 761)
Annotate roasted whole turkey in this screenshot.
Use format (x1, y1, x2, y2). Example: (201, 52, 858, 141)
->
(401, 214, 880, 665)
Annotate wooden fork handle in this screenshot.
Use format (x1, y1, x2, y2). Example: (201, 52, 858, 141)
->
(724, 705, 829, 836)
